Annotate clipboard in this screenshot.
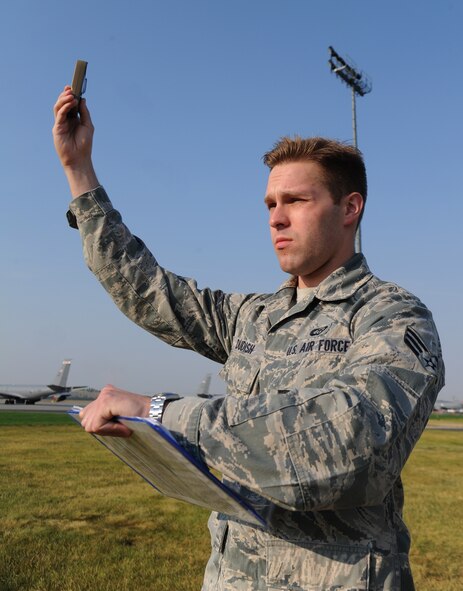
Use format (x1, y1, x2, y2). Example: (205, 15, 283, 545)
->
(68, 409, 265, 527)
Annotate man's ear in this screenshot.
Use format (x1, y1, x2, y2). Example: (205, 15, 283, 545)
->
(343, 192, 364, 227)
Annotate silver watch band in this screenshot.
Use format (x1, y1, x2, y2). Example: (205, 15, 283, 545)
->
(148, 393, 182, 421)
(148, 395, 167, 421)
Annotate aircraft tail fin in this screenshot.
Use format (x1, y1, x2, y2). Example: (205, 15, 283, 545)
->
(196, 374, 212, 398)
(47, 359, 71, 392)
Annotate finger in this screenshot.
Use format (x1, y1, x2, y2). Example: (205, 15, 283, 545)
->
(78, 99, 93, 128)
(93, 421, 133, 438)
(79, 401, 95, 421)
(53, 89, 75, 116)
(79, 388, 117, 430)
(54, 94, 77, 124)
(81, 414, 132, 437)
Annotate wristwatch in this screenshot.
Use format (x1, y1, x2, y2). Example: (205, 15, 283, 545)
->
(148, 393, 182, 421)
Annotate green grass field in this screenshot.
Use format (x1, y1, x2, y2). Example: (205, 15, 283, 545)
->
(0, 412, 461, 590)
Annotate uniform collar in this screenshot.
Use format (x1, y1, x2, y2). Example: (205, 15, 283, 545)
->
(313, 254, 372, 301)
(264, 254, 373, 328)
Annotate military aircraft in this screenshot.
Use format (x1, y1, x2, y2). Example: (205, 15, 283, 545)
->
(0, 359, 86, 405)
(196, 374, 213, 398)
(153, 374, 217, 400)
(434, 399, 463, 413)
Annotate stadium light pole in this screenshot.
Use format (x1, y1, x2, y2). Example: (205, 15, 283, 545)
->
(328, 46, 372, 253)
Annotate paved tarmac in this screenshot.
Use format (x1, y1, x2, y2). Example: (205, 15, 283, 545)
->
(0, 399, 90, 413)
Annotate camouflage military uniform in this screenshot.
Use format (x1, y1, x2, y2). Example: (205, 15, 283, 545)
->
(70, 187, 445, 591)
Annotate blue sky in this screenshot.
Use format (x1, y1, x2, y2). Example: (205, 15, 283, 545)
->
(0, 0, 461, 400)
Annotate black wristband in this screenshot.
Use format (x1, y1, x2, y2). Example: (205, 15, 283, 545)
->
(66, 210, 78, 229)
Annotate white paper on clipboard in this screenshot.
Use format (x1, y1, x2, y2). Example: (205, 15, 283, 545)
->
(68, 409, 265, 528)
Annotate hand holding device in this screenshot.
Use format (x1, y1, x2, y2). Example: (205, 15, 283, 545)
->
(53, 60, 98, 196)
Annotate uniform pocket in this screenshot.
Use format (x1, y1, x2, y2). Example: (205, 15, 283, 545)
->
(208, 513, 229, 553)
(285, 400, 362, 510)
(202, 515, 230, 591)
(266, 540, 370, 590)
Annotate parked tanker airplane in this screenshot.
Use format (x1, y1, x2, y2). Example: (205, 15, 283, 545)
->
(0, 359, 86, 405)
(154, 374, 217, 400)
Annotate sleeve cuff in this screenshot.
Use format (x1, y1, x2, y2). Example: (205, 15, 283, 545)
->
(162, 396, 208, 461)
(66, 186, 114, 229)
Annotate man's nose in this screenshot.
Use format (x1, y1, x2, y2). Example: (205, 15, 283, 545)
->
(270, 204, 289, 228)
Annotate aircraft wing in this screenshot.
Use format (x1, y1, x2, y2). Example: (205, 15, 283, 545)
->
(0, 391, 21, 401)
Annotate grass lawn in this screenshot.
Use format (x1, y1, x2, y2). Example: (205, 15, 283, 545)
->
(402, 428, 463, 590)
(0, 415, 211, 591)
(0, 412, 461, 590)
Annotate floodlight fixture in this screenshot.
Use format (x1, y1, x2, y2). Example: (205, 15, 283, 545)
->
(327, 46, 372, 253)
(328, 46, 372, 149)
(328, 46, 372, 98)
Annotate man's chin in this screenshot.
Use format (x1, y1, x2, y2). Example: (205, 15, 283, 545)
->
(278, 262, 300, 276)
(278, 260, 316, 280)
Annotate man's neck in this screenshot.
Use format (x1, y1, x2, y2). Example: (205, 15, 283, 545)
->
(297, 250, 356, 288)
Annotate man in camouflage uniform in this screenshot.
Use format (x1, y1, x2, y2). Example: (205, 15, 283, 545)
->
(53, 86, 444, 590)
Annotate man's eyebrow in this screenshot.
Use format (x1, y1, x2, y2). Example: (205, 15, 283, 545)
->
(264, 194, 275, 205)
(264, 188, 314, 203)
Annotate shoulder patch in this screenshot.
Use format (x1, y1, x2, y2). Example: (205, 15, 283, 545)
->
(404, 325, 438, 375)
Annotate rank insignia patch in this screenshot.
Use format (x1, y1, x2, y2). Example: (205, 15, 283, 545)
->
(404, 325, 438, 375)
